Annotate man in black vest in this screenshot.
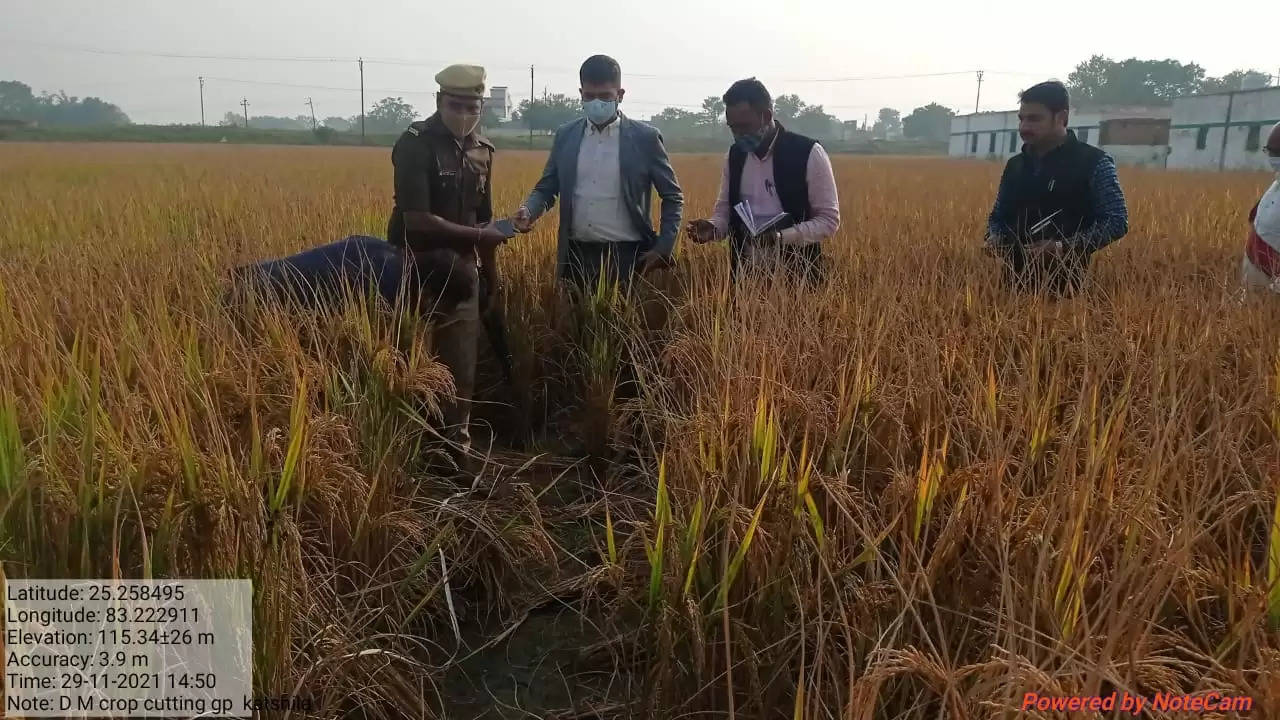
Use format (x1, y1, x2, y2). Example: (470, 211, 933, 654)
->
(686, 78, 840, 285)
(985, 81, 1129, 297)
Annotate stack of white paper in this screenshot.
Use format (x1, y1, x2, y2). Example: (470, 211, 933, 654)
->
(733, 200, 791, 239)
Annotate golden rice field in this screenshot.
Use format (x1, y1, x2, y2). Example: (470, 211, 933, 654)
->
(3, 141, 1280, 718)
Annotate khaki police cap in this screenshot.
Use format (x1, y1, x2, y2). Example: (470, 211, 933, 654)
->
(435, 64, 486, 99)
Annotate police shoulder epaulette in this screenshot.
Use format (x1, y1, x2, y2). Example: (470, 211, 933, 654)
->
(406, 125, 419, 136)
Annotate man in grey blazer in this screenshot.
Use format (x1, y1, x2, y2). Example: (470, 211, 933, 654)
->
(513, 55, 683, 291)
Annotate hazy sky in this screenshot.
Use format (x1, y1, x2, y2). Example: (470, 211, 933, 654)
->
(3, 0, 1274, 126)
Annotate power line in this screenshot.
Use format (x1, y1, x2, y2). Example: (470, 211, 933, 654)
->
(200, 75, 432, 95)
(14, 39, 1063, 124)
(27, 40, 351, 64)
(35, 74, 197, 88)
(19, 40, 1060, 85)
(193, 77, 817, 110)
(983, 69, 1067, 77)
(373, 60, 1040, 84)
(364, 56, 1058, 83)
(363, 56, 541, 73)
(142, 72, 983, 120)
(780, 70, 978, 83)
(199, 74, 968, 113)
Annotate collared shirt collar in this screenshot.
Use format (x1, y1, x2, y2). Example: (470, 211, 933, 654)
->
(424, 111, 486, 149)
(588, 111, 623, 135)
(1026, 129, 1075, 162)
(424, 112, 450, 136)
(754, 121, 782, 160)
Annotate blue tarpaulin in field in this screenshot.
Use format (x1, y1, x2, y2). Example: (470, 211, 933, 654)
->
(230, 235, 407, 305)
(229, 234, 479, 311)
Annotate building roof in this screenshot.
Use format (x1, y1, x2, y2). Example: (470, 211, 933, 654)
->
(1179, 85, 1280, 99)
(954, 109, 1018, 118)
(953, 104, 1170, 120)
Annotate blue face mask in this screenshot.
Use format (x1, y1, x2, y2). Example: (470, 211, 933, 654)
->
(733, 124, 769, 153)
(584, 99, 618, 126)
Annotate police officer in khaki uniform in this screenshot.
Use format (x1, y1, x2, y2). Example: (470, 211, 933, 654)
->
(387, 64, 507, 467)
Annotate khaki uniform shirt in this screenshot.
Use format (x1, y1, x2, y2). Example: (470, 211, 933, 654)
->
(387, 112, 494, 260)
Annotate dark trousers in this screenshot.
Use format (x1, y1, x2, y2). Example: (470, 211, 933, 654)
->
(564, 240, 642, 295)
(730, 241, 826, 287)
(562, 239, 645, 417)
(996, 244, 1089, 298)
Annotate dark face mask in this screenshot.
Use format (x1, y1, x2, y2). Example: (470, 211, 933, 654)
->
(733, 123, 770, 153)
(733, 129, 766, 152)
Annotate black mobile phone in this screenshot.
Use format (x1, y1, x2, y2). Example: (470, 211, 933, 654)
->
(494, 218, 517, 239)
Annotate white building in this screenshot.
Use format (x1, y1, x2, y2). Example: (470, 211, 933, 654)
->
(948, 106, 1172, 167)
(948, 110, 1019, 159)
(1168, 87, 1280, 171)
(488, 86, 512, 121)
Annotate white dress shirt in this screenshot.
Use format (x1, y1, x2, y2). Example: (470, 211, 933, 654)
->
(572, 116, 641, 244)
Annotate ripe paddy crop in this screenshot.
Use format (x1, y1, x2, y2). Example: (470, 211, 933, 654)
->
(2, 141, 1278, 717)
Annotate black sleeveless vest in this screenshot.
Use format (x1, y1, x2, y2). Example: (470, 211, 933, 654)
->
(1000, 131, 1104, 245)
(727, 125, 817, 249)
(995, 131, 1105, 296)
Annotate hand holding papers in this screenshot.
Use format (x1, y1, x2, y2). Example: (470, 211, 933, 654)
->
(733, 200, 792, 244)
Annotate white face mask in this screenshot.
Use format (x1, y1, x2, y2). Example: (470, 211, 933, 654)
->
(583, 98, 618, 126)
(1270, 156, 1280, 173)
(442, 108, 481, 139)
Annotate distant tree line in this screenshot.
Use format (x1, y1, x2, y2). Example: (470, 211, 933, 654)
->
(499, 92, 951, 144)
(219, 112, 315, 130)
(220, 95, 504, 135)
(220, 96, 418, 134)
(512, 94, 580, 133)
(632, 57, 1277, 145)
(0, 80, 129, 127)
(1066, 56, 1273, 106)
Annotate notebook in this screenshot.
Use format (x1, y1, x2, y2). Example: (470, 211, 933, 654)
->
(733, 200, 792, 239)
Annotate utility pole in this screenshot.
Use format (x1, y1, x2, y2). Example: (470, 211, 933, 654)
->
(305, 97, 316, 130)
(1218, 90, 1235, 172)
(974, 70, 985, 113)
(240, 98, 250, 128)
(529, 64, 534, 148)
(359, 57, 366, 144)
(198, 76, 205, 127)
